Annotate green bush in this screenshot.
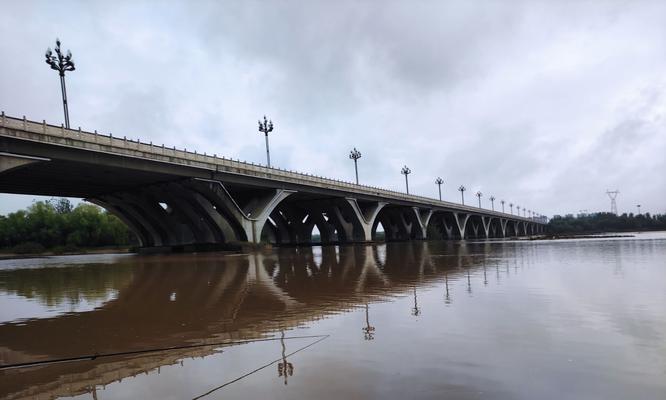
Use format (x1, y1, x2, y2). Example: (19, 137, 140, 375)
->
(548, 212, 666, 234)
(0, 199, 136, 250)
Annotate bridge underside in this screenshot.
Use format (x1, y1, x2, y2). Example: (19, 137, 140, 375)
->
(0, 145, 544, 251)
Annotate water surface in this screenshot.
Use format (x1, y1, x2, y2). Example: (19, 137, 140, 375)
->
(1, 233, 665, 399)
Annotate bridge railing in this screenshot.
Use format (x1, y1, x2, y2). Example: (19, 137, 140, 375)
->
(0, 112, 540, 223)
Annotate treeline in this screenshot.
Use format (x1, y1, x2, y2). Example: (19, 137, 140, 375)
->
(0, 198, 135, 254)
(548, 212, 666, 234)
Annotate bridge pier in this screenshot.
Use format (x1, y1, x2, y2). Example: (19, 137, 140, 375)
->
(453, 212, 471, 239)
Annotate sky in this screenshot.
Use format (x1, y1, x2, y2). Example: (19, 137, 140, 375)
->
(1, 0, 665, 217)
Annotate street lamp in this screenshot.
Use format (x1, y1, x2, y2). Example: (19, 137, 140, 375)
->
(476, 191, 483, 208)
(45, 38, 75, 129)
(490, 196, 496, 211)
(637, 204, 641, 215)
(258, 115, 274, 167)
(501, 200, 505, 213)
(435, 177, 444, 201)
(349, 148, 362, 184)
(517, 206, 521, 216)
(458, 185, 466, 205)
(401, 165, 411, 194)
(509, 203, 514, 214)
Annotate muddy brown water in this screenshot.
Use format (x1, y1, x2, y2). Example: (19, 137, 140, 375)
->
(1, 232, 665, 399)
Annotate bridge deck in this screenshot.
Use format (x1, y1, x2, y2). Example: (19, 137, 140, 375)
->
(0, 113, 540, 223)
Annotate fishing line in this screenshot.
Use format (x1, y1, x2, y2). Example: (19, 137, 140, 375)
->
(0, 334, 329, 371)
(193, 335, 329, 399)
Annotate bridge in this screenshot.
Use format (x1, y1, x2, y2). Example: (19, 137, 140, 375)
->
(0, 113, 545, 251)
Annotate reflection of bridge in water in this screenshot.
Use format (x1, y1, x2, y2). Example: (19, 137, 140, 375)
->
(0, 241, 536, 399)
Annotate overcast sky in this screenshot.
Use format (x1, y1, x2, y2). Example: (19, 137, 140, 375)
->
(1, 0, 665, 217)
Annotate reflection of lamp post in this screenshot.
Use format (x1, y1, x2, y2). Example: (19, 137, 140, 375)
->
(466, 269, 472, 294)
(411, 286, 421, 316)
(435, 177, 444, 201)
(444, 273, 451, 304)
(277, 330, 294, 385)
(45, 38, 75, 129)
(489, 196, 496, 211)
(501, 200, 505, 213)
(349, 148, 362, 184)
(476, 191, 483, 208)
(458, 185, 466, 205)
(401, 165, 411, 194)
(362, 304, 375, 340)
(258, 115, 275, 167)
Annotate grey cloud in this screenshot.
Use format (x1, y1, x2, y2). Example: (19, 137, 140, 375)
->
(1, 0, 665, 216)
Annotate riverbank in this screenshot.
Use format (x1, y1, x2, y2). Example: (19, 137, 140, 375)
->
(530, 233, 635, 240)
(0, 246, 135, 260)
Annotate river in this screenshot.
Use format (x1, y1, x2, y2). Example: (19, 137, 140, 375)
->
(1, 232, 665, 399)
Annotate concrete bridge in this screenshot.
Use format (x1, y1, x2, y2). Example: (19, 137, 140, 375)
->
(0, 113, 545, 251)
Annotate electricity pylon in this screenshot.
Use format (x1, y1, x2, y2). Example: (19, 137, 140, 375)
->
(606, 189, 619, 215)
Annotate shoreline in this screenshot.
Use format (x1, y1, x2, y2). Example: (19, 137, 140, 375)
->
(0, 247, 135, 260)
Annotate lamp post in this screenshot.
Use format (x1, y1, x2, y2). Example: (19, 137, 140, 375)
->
(509, 203, 514, 214)
(490, 196, 496, 211)
(258, 115, 274, 167)
(349, 148, 362, 184)
(501, 200, 505, 213)
(401, 165, 411, 194)
(637, 204, 641, 215)
(45, 38, 75, 129)
(458, 185, 466, 205)
(476, 191, 483, 208)
(435, 177, 444, 201)
(517, 206, 521, 216)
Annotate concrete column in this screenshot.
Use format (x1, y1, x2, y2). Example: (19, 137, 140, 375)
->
(345, 198, 386, 241)
(190, 179, 294, 244)
(117, 191, 185, 245)
(188, 190, 244, 243)
(442, 219, 455, 239)
(152, 183, 218, 244)
(481, 216, 492, 238)
(96, 194, 171, 247)
(268, 208, 298, 244)
(411, 207, 433, 239)
(500, 218, 508, 237)
(471, 222, 480, 238)
(453, 212, 471, 239)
